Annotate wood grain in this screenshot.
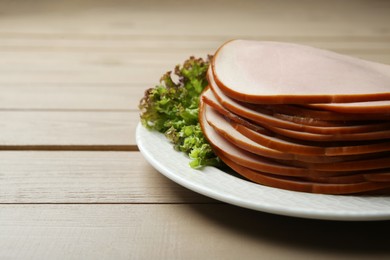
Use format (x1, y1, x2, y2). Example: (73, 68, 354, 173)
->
(0, 204, 389, 260)
(0, 0, 389, 37)
(0, 85, 147, 110)
(0, 151, 214, 203)
(0, 111, 139, 147)
(1, 36, 389, 54)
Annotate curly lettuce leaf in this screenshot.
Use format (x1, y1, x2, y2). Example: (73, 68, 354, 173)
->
(139, 56, 221, 168)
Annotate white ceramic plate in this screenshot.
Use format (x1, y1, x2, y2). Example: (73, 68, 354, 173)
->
(136, 123, 390, 221)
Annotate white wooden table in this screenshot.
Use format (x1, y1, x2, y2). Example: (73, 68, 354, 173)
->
(0, 0, 389, 259)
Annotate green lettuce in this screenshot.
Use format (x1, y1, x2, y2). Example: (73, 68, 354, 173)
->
(139, 56, 221, 168)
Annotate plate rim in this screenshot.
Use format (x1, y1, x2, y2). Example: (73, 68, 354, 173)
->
(136, 123, 390, 221)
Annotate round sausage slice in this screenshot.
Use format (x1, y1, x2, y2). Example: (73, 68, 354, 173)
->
(208, 67, 390, 135)
(203, 86, 390, 142)
(212, 40, 390, 104)
(216, 151, 390, 195)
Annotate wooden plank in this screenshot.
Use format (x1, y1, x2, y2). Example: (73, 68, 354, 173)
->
(0, 85, 147, 110)
(0, 51, 203, 67)
(0, 111, 139, 147)
(0, 0, 389, 38)
(0, 43, 388, 69)
(0, 51, 207, 85)
(0, 204, 389, 260)
(0, 38, 218, 52)
(0, 64, 172, 84)
(0, 36, 390, 53)
(0, 52, 388, 85)
(0, 37, 389, 67)
(1, 31, 390, 42)
(0, 151, 213, 203)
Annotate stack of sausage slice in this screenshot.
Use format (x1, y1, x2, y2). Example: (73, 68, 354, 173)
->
(199, 40, 390, 194)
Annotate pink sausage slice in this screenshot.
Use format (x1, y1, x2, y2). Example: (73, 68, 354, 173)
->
(203, 87, 390, 142)
(216, 151, 390, 195)
(201, 98, 390, 171)
(307, 100, 390, 114)
(212, 40, 390, 104)
(208, 67, 390, 135)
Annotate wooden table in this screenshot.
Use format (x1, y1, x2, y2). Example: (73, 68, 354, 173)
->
(1, 0, 390, 259)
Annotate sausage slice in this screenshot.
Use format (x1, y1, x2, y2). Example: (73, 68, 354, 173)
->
(212, 40, 390, 104)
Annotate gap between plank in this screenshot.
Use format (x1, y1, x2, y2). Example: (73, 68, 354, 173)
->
(0, 145, 139, 151)
(0, 202, 221, 205)
(0, 108, 136, 112)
